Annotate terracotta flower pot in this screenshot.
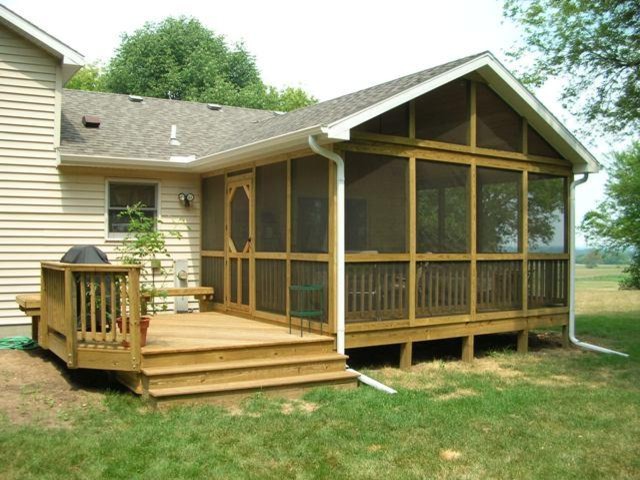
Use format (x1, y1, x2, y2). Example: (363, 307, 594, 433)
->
(116, 316, 151, 347)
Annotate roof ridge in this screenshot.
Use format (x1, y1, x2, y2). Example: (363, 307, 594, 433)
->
(280, 51, 490, 117)
(61, 88, 279, 115)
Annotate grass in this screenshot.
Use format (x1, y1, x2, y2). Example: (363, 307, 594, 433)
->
(1, 268, 638, 479)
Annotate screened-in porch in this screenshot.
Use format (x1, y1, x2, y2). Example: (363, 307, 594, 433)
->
(199, 77, 573, 356)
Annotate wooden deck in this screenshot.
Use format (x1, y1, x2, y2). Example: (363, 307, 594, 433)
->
(142, 312, 328, 352)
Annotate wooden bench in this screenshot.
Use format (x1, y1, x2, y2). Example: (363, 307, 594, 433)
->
(16, 287, 215, 341)
(140, 287, 215, 313)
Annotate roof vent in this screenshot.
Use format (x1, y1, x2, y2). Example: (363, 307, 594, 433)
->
(207, 103, 222, 111)
(82, 115, 101, 128)
(169, 124, 180, 146)
(128, 95, 144, 103)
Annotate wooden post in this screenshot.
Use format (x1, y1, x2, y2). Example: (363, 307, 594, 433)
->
(399, 341, 413, 370)
(128, 267, 141, 371)
(39, 267, 49, 349)
(517, 329, 528, 354)
(562, 324, 570, 348)
(64, 267, 77, 368)
(462, 335, 474, 363)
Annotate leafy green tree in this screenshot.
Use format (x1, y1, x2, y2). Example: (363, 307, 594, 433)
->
(583, 250, 603, 269)
(582, 142, 640, 288)
(102, 17, 316, 112)
(65, 64, 106, 91)
(502, 0, 640, 135)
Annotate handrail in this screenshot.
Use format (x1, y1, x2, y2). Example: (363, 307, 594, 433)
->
(40, 262, 143, 370)
(41, 261, 141, 273)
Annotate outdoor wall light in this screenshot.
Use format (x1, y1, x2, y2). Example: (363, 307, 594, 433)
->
(178, 192, 194, 207)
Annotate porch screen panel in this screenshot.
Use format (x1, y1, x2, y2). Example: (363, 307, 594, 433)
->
(291, 261, 328, 324)
(291, 155, 329, 253)
(345, 262, 408, 322)
(476, 83, 522, 152)
(256, 259, 286, 314)
(345, 152, 408, 253)
(528, 174, 567, 253)
(528, 125, 562, 158)
(230, 258, 238, 303)
(201, 257, 224, 304)
(202, 175, 225, 250)
(256, 161, 286, 252)
(477, 261, 522, 312)
(353, 103, 409, 137)
(415, 80, 470, 145)
(477, 167, 521, 253)
(416, 160, 469, 253)
(416, 261, 470, 317)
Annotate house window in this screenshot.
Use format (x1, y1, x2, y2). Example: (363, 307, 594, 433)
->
(107, 181, 158, 237)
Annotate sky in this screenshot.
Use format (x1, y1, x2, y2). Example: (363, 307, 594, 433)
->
(5, 0, 618, 247)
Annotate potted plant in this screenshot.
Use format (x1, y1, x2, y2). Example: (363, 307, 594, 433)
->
(115, 202, 182, 346)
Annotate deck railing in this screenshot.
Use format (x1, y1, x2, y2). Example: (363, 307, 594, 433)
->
(346, 262, 408, 322)
(40, 262, 142, 370)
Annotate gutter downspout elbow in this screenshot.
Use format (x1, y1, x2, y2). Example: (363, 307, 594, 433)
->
(569, 173, 628, 357)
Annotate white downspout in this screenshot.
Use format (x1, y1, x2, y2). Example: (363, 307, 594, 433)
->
(569, 173, 628, 357)
(308, 135, 397, 394)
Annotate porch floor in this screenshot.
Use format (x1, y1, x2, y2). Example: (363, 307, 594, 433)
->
(142, 311, 329, 353)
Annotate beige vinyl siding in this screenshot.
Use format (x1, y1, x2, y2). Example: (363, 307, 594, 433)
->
(0, 24, 202, 326)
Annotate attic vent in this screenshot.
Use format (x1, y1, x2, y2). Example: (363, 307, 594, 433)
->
(82, 115, 101, 128)
(169, 124, 180, 146)
(207, 103, 222, 111)
(128, 95, 144, 103)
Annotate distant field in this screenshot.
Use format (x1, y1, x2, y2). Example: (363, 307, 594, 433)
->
(575, 264, 640, 315)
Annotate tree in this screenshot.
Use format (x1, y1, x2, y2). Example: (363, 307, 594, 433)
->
(65, 64, 106, 91)
(502, 0, 640, 135)
(581, 142, 640, 288)
(101, 17, 316, 112)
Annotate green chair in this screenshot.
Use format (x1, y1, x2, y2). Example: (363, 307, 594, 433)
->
(288, 284, 324, 336)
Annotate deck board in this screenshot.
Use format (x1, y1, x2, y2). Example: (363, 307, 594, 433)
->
(142, 312, 329, 353)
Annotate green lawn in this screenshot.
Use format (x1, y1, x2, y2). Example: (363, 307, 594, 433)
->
(1, 271, 638, 479)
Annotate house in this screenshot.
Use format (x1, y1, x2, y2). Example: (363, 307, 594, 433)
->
(1, 5, 600, 403)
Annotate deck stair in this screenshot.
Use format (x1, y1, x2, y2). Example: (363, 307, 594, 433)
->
(136, 336, 358, 406)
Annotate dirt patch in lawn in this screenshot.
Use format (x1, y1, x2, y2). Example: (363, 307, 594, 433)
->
(0, 348, 112, 427)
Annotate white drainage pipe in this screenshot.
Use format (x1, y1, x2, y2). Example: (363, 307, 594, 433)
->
(569, 173, 628, 357)
(308, 135, 397, 394)
(308, 135, 346, 355)
(347, 367, 397, 394)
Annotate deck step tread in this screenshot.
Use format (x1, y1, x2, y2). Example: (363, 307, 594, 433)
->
(141, 336, 334, 356)
(149, 370, 359, 398)
(142, 353, 348, 376)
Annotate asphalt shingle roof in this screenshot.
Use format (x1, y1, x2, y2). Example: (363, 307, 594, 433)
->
(59, 52, 486, 160)
(60, 90, 277, 159)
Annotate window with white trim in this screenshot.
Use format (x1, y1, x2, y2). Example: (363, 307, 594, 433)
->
(107, 181, 158, 237)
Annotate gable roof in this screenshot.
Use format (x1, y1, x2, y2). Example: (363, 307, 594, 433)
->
(0, 4, 84, 82)
(58, 52, 600, 174)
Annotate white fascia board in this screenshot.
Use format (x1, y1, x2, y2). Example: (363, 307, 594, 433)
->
(0, 5, 85, 82)
(326, 53, 600, 174)
(189, 124, 325, 173)
(475, 61, 601, 173)
(58, 153, 193, 172)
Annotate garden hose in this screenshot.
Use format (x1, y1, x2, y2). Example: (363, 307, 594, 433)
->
(0, 336, 38, 350)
